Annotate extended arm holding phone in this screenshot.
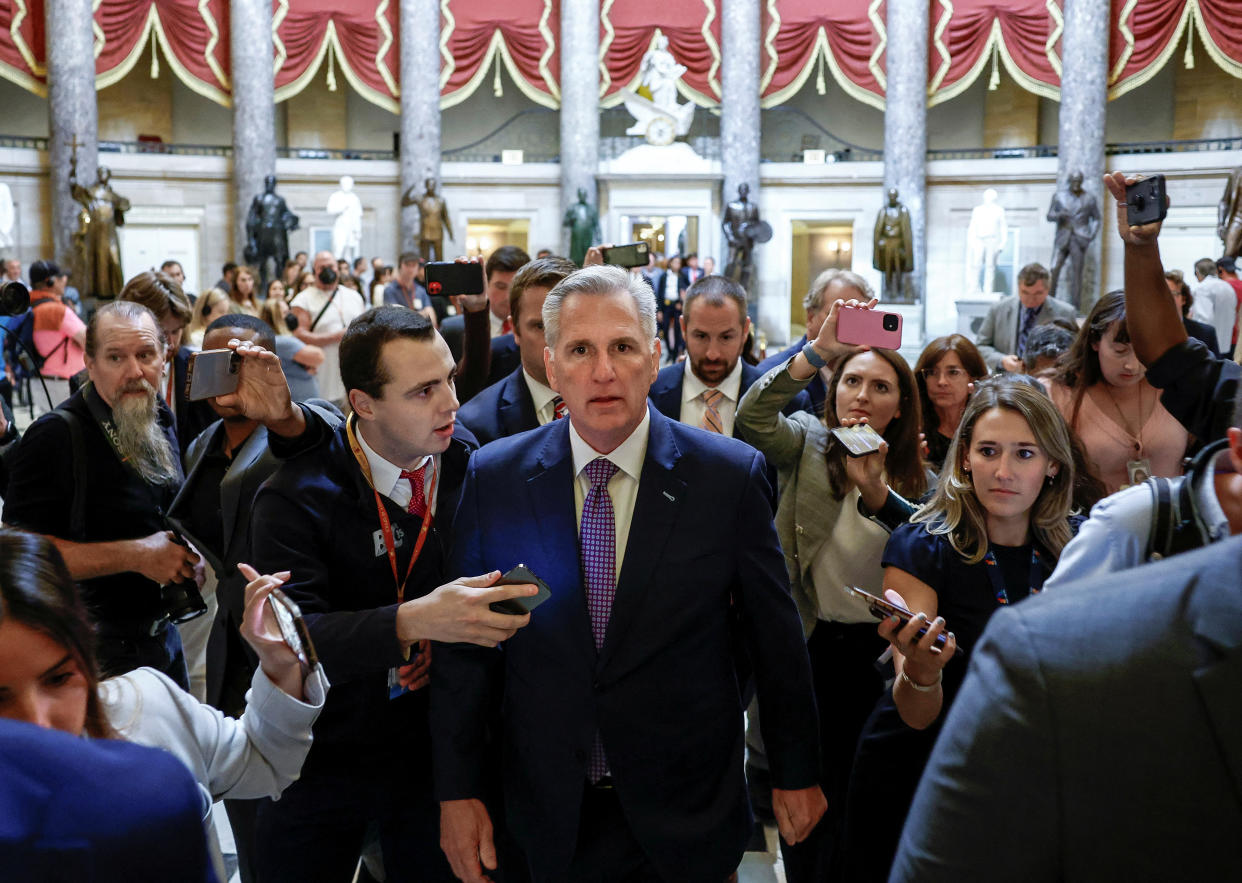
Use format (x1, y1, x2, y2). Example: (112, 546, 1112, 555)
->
(788, 297, 877, 382)
(874, 574, 958, 730)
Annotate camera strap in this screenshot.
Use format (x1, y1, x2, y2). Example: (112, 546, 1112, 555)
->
(81, 380, 183, 484)
(309, 289, 339, 332)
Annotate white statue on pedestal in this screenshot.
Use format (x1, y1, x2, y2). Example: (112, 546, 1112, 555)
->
(327, 175, 362, 262)
(0, 183, 15, 250)
(622, 33, 695, 146)
(966, 188, 1008, 294)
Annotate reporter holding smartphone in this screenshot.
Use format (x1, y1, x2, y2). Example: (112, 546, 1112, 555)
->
(839, 376, 1078, 882)
(734, 296, 926, 883)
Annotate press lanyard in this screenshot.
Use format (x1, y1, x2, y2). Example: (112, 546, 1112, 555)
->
(345, 414, 436, 606)
(982, 545, 1046, 606)
(82, 380, 182, 483)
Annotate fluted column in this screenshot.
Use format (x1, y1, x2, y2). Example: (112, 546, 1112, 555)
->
(721, 0, 761, 219)
(400, 0, 441, 255)
(230, 0, 277, 263)
(883, 0, 928, 313)
(559, 0, 599, 256)
(1056, 0, 1109, 310)
(45, 0, 97, 272)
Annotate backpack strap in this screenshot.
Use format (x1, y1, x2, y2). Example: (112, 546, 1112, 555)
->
(1146, 477, 1175, 561)
(48, 408, 87, 541)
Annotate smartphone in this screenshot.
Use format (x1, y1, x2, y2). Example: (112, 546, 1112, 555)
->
(1126, 174, 1168, 227)
(830, 423, 885, 457)
(837, 306, 902, 350)
(267, 587, 319, 676)
(848, 586, 952, 653)
(489, 563, 552, 615)
(425, 261, 485, 297)
(185, 348, 241, 401)
(601, 242, 650, 269)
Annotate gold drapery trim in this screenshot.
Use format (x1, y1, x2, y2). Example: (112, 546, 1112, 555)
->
(92, 0, 105, 59)
(536, 0, 559, 101)
(867, 0, 886, 91)
(1109, 0, 1137, 84)
(1107, 0, 1193, 99)
(700, 0, 721, 99)
(10, 0, 45, 76)
(198, 0, 229, 89)
(94, 4, 155, 90)
(374, 0, 398, 97)
(1045, 0, 1062, 78)
(272, 0, 290, 77)
(598, 0, 616, 98)
(928, 0, 954, 94)
(438, 0, 455, 91)
(759, 0, 780, 93)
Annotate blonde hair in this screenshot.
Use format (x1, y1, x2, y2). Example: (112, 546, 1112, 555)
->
(912, 376, 1075, 564)
(187, 288, 231, 341)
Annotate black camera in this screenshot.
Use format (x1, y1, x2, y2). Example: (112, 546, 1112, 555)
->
(160, 523, 207, 624)
(284, 311, 299, 332)
(882, 314, 900, 332)
(0, 280, 30, 317)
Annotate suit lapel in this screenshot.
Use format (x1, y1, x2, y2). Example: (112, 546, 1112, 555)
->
(597, 410, 686, 672)
(1190, 566, 1242, 808)
(220, 425, 269, 555)
(171, 421, 223, 514)
(647, 365, 685, 423)
(500, 370, 539, 435)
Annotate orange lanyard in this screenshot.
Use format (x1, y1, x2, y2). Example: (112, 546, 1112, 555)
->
(345, 414, 437, 605)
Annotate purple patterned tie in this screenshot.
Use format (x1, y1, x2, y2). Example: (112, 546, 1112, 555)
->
(580, 456, 619, 783)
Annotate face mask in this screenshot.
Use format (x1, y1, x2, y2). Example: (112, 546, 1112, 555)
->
(318, 266, 338, 286)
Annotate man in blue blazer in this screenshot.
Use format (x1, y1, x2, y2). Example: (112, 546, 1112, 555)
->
(458, 257, 577, 445)
(435, 266, 823, 883)
(649, 275, 809, 436)
(756, 268, 873, 417)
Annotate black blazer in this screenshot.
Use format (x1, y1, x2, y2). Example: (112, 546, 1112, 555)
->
(486, 333, 521, 388)
(432, 408, 819, 881)
(647, 360, 811, 438)
(1184, 317, 1221, 357)
(456, 366, 538, 446)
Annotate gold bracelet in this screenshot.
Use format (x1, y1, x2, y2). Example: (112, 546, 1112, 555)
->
(899, 668, 942, 693)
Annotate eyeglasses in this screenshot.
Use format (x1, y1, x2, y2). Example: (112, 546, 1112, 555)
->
(922, 366, 968, 381)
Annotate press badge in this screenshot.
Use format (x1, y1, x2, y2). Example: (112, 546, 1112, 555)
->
(387, 666, 407, 700)
(373, 525, 407, 557)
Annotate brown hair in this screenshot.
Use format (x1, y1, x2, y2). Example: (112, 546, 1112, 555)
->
(913, 334, 988, 438)
(1052, 289, 1129, 431)
(1165, 270, 1193, 319)
(509, 256, 577, 324)
(119, 270, 191, 328)
(823, 349, 926, 500)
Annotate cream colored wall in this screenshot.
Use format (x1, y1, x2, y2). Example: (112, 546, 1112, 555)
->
(98, 70, 174, 142)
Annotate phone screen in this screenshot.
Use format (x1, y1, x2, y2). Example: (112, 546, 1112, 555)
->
(601, 242, 650, 269)
(267, 588, 319, 673)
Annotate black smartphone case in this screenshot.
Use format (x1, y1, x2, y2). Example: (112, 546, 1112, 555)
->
(490, 564, 552, 615)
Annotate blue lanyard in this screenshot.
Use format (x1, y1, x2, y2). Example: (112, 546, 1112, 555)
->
(982, 546, 1046, 606)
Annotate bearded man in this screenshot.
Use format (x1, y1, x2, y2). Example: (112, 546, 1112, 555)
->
(3, 301, 202, 688)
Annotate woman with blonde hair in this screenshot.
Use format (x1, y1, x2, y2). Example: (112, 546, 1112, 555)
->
(841, 375, 1079, 881)
(186, 287, 231, 347)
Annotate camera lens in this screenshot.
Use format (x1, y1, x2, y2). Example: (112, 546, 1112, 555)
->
(882, 315, 899, 331)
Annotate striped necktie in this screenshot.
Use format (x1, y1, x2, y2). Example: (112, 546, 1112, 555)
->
(701, 388, 725, 434)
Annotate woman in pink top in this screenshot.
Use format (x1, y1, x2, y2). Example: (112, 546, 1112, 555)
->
(1048, 290, 1187, 495)
(31, 290, 86, 379)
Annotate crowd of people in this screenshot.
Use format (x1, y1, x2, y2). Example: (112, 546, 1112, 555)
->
(0, 169, 1240, 883)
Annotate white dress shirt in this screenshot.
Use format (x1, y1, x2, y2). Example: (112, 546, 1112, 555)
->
(523, 369, 561, 426)
(568, 409, 650, 580)
(490, 311, 508, 338)
(356, 422, 439, 515)
(679, 360, 743, 436)
(1191, 275, 1237, 350)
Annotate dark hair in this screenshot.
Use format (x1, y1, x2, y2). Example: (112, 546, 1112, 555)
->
(204, 313, 276, 352)
(509, 256, 576, 323)
(86, 300, 163, 357)
(485, 246, 530, 280)
(1017, 262, 1051, 287)
(824, 349, 926, 501)
(398, 252, 421, 267)
(159, 260, 183, 274)
(353, 257, 367, 271)
(1021, 323, 1075, 369)
(0, 529, 115, 738)
(1165, 270, 1194, 318)
(120, 270, 192, 327)
(222, 262, 238, 275)
(1053, 289, 1129, 429)
(340, 306, 435, 399)
(683, 275, 748, 323)
(913, 334, 988, 437)
(295, 251, 307, 260)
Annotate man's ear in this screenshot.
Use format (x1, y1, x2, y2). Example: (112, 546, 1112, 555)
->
(544, 346, 559, 392)
(349, 389, 374, 420)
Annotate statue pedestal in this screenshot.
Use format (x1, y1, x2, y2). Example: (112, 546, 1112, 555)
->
(599, 142, 715, 177)
(957, 293, 1002, 341)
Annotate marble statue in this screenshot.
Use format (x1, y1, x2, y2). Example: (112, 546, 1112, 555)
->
(69, 161, 130, 300)
(722, 183, 770, 290)
(622, 33, 695, 145)
(1218, 166, 1242, 260)
(966, 188, 1008, 294)
(0, 183, 14, 250)
(562, 188, 601, 267)
(327, 175, 363, 262)
(402, 178, 453, 262)
(244, 174, 299, 292)
(1047, 171, 1100, 309)
(873, 187, 914, 302)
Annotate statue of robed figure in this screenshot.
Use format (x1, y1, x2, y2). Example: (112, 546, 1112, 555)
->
(70, 148, 130, 300)
(562, 189, 601, 267)
(873, 187, 914, 302)
(245, 175, 299, 291)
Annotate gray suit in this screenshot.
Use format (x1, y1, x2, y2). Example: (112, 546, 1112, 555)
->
(891, 535, 1242, 882)
(974, 294, 1077, 371)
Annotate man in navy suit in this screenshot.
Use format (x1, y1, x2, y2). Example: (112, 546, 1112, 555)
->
(458, 256, 577, 445)
(756, 268, 873, 417)
(435, 265, 824, 883)
(649, 275, 809, 436)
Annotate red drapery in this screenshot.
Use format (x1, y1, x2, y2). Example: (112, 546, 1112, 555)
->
(0, 0, 1239, 111)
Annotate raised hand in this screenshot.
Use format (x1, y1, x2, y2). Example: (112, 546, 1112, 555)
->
(1104, 171, 1166, 247)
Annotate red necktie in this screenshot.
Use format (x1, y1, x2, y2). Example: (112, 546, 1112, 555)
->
(400, 467, 427, 517)
(501, 318, 513, 334)
(553, 396, 568, 420)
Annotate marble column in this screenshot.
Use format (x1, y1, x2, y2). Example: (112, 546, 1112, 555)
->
(230, 0, 277, 263)
(400, 0, 441, 255)
(45, 0, 98, 272)
(883, 0, 928, 315)
(1056, 0, 1109, 310)
(721, 0, 760, 213)
(559, 0, 599, 256)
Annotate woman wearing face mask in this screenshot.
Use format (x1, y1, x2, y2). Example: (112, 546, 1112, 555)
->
(913, 335, 988, 473)
(839, 376, 1078, 882)
(0, 529, 327, 877)
(229, 266, 261, 317)
(736, 299, 927, 883)
(1048, 290, 1188, 494)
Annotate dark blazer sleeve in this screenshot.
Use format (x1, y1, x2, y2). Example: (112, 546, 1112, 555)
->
(733, 450, 820, 790)
(430, 455, 503, 801)
(454, 307, 493, 404)
(889, 607, 1058, 882)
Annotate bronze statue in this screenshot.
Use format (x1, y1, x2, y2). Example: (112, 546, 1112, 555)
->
(722, 183, 770, 290)
(1047, 171, 1100, 310)
(562, 188, 601, 267)
(1218, 166, 1242, 260)
(401, 178, 453, 262)
(873, 187, 913, 302)
(244, 175, 299, 291)
(69, 159, 129, 300)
